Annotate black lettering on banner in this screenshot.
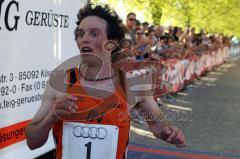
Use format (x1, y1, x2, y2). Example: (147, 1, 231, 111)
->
(4, 0, 20, 31)
(41, 12, 47, 26)
(1, 1, 70, 30)
(9, 73, 13, 82)
(18, 70, 40, 80)
(1, 86, 9, 96)
(33, 11, 40, 26)
(41, 69, 51, 77)
(35, 81, 41, 90)
(0, 93, 43, 110)
(35, 70, 39, 78)
(11, 85, 16, 94)
(47, 12, 52, 27)
(53, 13, 58, 27)
(41, 80, 46, 89)
(64, 15, 68, 28)
(0, 0, 4, 30)
(25, 10, 33, 25)
(21, 83, 32, 92)
(0, 74, 7, 83)
(25, 10, 69, 28)
(59, 14, 64, 27)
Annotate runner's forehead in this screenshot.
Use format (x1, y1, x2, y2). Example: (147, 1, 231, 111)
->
(78, 16, 107, 32)
(77, 28, 104, 33)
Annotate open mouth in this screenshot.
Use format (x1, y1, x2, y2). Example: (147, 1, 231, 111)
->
(81, 47, 93, 53)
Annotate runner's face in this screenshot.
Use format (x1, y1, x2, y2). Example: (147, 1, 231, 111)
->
(76, 16, 110, 65)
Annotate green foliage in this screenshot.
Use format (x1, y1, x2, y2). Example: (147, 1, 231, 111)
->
(148, 0, 162, 25)
(92, 0, 240, 37)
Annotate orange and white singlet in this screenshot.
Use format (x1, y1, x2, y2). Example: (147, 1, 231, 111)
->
(53, 67, 130, 159)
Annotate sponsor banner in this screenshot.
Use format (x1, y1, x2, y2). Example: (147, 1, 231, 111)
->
(0, 0, 87, 158)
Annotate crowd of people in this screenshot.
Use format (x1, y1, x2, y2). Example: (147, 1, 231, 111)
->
(123, 12, 232, 62)
(117, 11, 234, 106)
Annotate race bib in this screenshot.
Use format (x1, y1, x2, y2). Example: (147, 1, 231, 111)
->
(62, 122, 119, 159)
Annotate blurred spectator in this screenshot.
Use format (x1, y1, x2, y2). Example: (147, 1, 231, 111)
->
(147, 27, 157, 47)
(167, 25, 174, 37)
(155, 25, 165, 41)
(172, 26, 183, 42)
(125, 12, 137, 44)
(135, 27, 150, 61)
(179, 27, 190, 44)
(142, 22, 149, 34)
(135, 19, 141, 30)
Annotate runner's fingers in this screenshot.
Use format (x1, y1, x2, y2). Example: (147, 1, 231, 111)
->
(56, 109, 72, 116)
(68, 106, 75, 113)
(173, 132, 183, 143)
(176, 142, 186, 148)
(65, 101, 78, 112)
(171, 133, 184, 145)
(55, 100, 70, 113)
(65, 94, 78, 101)
(55, 100, 74, 112)
(56, 94, 77, 102)
(68, 102, 78, 113)
(176, 136, 186, 147)
(167, 130, 177, 143)
(180, 134, 185, 143)
(61, 94, 77, 102)
(175, 135, 185, 146)
(160, 128, 170, 140)
(72, 102, 79, 110)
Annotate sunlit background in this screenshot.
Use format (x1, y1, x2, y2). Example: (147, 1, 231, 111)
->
(93, 0, 240, 37)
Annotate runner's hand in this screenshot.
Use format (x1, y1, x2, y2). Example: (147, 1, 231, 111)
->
(53, 94, 78, 119)
(161, 125, 186, 148)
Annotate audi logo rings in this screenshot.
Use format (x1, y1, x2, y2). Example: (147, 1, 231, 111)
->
(73, 126, 108, 140)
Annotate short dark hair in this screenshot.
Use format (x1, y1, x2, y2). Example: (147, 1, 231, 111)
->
(74, 4, 124, 42)
(126, 12, 136, 18)
(147, 27, 155, 35)
(136, 19, 141, 26)
(142, 22, 149, 26)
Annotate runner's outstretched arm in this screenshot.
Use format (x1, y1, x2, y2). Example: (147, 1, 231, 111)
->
(135, 96, 186, 148)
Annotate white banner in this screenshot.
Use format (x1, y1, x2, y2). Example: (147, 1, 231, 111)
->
(0, 0, 87, 158)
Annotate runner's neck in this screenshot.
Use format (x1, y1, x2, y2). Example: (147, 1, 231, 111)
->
(79, 64, 115, 82)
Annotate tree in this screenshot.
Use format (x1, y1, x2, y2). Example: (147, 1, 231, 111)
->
(92, 0, 240, 37)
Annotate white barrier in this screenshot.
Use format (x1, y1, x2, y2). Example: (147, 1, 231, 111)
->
(126, 47, 231, 97)
(0, 0, 87, 158)
(229, 45, 240, 58)
(159, 47, 230, 93)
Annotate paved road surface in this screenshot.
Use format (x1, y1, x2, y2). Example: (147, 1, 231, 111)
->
(128, 59, 240, 159)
